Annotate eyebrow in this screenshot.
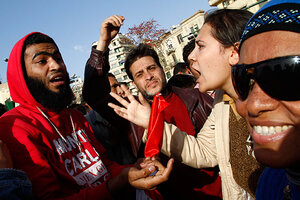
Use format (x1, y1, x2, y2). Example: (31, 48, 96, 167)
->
(32, 50, 60, 61)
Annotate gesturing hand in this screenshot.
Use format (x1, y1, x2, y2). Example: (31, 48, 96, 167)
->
(108, 85, 151, 129)
(128, 157, 174, 190)
(97, 15, 125, 51)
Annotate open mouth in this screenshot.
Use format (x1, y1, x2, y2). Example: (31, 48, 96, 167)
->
(50, 74, 65, 85)
(193, 68, 201, 78)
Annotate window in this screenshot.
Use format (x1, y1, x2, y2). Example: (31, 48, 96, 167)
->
(121, 68, 126, 72)
(166, 71, 171, 79)
(194, 24, 200, 34)
(177, 34, 183, 44)
(114, 70, 120, 75)
(190, 27, 195, 35)
(113, 42, 117, 46)
(222, 0, 230, 8)
(123, 75, 128, 80)
(114, 48, 121, 53)
(172, 54, 178, 64)
(110, 63, 118, 69)
(116, 55, 121, 60)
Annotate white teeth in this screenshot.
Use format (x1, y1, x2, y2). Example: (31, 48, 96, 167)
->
(269, 126, 275, 134)
(275, 126, 282, 133)
(282, 125, 288, 131)
(262, 126, 269, 135)
(253, 125, 292, 136)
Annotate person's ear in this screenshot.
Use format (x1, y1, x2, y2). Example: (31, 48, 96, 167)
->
(229, 42, 240, 66)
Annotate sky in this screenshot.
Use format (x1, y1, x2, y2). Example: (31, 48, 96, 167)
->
(0, 0, 213, 83)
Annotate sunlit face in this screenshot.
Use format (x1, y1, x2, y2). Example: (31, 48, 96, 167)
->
(108, 76, 124, 97)
(189, 23, 234, 93)
(24, 43, 68, 93)
(236, 31, 300, 168)
(130, 56, 167, 100)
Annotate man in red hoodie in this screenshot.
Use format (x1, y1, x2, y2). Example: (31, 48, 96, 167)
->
(0, 32, 173, 199)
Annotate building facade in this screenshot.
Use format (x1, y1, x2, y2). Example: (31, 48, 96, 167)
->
(208, 0, 270, 13)
(71, 75, 84, 104)
(157, 10, 206, 79)
(108, 33, 137, 94)
(0, 82, 11, 105)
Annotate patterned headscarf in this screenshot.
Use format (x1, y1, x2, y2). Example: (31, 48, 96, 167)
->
(240, 0, 300, 49)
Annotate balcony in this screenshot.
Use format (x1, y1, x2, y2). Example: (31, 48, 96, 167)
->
(208, 0, 222, 6)
(166, 47, 175, 55)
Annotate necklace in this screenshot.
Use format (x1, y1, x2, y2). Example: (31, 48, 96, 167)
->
(36, 107, 82, 152)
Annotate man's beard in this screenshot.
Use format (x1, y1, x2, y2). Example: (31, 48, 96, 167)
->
(140, 82, 168, 101)
(26, 74, 74, 112)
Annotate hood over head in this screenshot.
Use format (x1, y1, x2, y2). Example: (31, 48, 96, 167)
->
(7, 32, 49, 108)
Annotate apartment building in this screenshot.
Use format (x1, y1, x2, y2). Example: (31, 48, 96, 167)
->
(107, 33, 137, 94)
(208, 0, 270, 13)
(157, 10, 206, 79)
(0, 82, 11, 104)
(71, 75, 84, 104)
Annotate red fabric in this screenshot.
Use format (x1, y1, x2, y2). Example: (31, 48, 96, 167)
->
(145, 92, 222, 199)
(163, 92, 195, 136)
(145, 92, 195, 157)
(145, 93, 170, 157)
(0, 32, 129, 199)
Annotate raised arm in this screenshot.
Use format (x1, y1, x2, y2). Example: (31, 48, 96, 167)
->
(82, 15, 126, 122)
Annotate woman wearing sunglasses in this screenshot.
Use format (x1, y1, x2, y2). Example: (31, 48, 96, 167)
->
(233, 0, 300, 199)
(108, 8, 263, 200)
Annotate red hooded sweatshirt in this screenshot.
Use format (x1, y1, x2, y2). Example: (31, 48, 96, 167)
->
(0, 32, 128, 199)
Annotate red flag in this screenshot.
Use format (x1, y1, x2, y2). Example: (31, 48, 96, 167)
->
(144, 93, 170, 157)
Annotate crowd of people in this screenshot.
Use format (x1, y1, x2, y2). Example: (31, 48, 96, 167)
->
(0, 0, 299, 199)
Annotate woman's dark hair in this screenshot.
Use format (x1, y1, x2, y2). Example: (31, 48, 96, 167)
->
(183, 39, 195, 64)
(204, 9, 253, 48)
(125, 43, 162, 80)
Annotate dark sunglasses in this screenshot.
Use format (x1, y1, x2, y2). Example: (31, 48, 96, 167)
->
(232, 55, 300, 101)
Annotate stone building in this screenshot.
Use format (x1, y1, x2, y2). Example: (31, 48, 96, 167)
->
(107, 33, 137, 94)
(208, 0, 270, 13)
(0, 82, 11, 105)
(157, 10, 206, 79)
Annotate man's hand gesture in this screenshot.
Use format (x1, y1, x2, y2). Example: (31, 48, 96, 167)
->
(108, 84, 151, 129)
(96, 15, 125, 51)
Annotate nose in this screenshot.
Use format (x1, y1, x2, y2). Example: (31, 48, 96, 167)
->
(246, 83, 279, 117)
(116, 86, 124, 97)
(144, 70, 153, 80)
(49, 57, 64, 72)
(189, 48, 197, 62)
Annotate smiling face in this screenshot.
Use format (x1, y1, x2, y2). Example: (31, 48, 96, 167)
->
(189, 23, 236, 94)
(130, 56, 167, 100)
(24, 43, 68, 94)
(236, 31, 300, 168)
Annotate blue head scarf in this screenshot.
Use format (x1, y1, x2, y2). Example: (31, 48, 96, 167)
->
(240, 0, 300, 48)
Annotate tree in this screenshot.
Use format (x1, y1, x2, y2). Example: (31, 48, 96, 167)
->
(125, 19, 167, 47)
